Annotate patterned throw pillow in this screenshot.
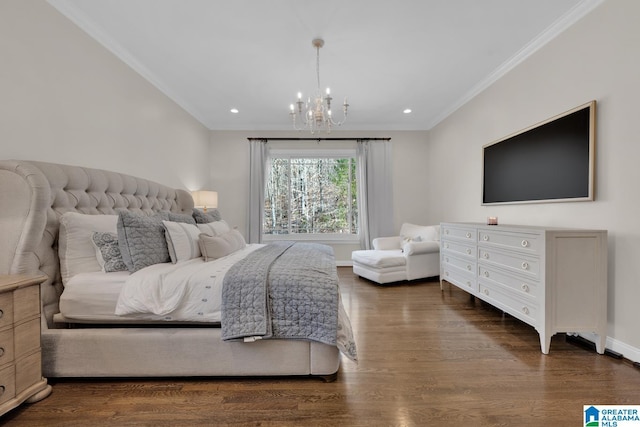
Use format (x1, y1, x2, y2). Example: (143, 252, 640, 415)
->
(91, 232, 128, 273)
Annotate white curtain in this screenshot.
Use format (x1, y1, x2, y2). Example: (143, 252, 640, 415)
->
(356, 139, 394, 249)
(247, 139, 269, 243)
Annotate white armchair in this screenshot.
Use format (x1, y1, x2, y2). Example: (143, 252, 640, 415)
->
(351, 223, 440, 284)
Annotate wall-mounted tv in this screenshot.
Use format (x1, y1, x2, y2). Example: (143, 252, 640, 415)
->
(482, 101, 596, 205)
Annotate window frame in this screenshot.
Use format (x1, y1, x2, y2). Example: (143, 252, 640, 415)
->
(262, 148, 360, 244)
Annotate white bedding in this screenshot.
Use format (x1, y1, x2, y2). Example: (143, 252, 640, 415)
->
(59, 271, 131, 321)
(115, 244, 263, 321)
(59, 244, 263, 323)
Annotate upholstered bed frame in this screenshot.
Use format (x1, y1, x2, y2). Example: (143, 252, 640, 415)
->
(0, 160, 339, 378)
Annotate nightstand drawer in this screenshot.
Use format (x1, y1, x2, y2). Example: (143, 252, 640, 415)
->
(0, 293, 13, 330)
(0, 365, 16, 405)
(14, 318, 40, 359)
(15, 352, 41, 395)
(13, 285, 40, 323)
(0, 329, 15, 367)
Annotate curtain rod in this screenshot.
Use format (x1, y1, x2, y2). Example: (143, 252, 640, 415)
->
(247, 137, 391, 142)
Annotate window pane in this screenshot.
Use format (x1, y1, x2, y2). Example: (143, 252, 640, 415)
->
(264, 156, 358, 235)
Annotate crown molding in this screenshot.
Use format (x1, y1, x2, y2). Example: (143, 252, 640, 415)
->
(47, 0, 213, 129)
(426, 0, 607, 130)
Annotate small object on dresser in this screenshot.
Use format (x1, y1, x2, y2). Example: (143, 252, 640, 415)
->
(487, 216, 498, 225)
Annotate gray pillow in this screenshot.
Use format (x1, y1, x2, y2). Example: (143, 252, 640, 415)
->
(91, 232, 128, 273)
(167, 212, 196, 225)
(192, 208, 222, 224)
(117, 211, 170, 272)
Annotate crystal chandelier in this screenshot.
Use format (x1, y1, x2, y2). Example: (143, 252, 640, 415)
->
(289, 38, 349, 134)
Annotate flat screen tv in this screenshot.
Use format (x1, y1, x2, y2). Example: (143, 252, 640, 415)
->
(482, 101, 596, 205)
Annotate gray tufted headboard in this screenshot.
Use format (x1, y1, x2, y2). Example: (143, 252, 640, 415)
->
(0, 160, 194, 327)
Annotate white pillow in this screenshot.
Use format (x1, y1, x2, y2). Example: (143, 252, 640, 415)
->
(196, 220, 231, 236)
(163, 221, 202, 263)
(59, 212, 118, 283)
(198, 229, 246, 261)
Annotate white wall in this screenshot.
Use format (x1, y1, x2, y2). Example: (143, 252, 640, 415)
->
(0, 0, 210, 190)
(209, 130, 430, 262)
(427, 0, 640, 359)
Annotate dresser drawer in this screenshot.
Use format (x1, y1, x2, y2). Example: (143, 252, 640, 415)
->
(442, 240, 475, 259)
(0, 329, 15, 367)
(0, 365, 16, 405)
(441, 225, 477, 242)
(0, 293, 13, 330)
(477, 281, 538, 326)
(442, 253, 476, 276)
(478, 247, 539, 280)
(442, 267, 476, 292)
(478, 265, 538, 301)
(14, 318, 40, 359)
(478, 229, 540, 254)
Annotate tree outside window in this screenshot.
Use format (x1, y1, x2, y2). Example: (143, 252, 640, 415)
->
(264, 154, 358, 237)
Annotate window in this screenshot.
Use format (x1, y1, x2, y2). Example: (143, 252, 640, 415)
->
(264, 149, 358, 239)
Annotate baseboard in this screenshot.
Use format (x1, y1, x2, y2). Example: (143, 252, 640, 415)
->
(578, 332, 640, 364)
(336, 261, 353, 267)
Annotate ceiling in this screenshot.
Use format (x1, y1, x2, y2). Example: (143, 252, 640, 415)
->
(48, 0, 599, 131)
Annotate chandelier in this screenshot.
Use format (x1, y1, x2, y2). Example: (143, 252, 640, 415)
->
(289, 38, 349, 134)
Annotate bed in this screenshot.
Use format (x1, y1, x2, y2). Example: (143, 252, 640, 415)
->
(0, 160, 356, 379)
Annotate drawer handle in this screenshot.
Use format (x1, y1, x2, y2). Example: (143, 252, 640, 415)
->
(467, 264, 472, 271)
(0, 385, 4, 396)
(522, 306, 530, 315)
(465, 232, 471, 238)
(521, 262, 529, 270)
(483, 289, 489, 296)
(521, 240, 529, 248)
(445, 271, 449, 276)
(445, 257, 449, 263)
(0, 309, 3, 319)
(445, 229, 450, 234)
(445, 243, 449, 249)
(482, 235, 489, 241)
(483, 252, 489, 259)
(466, 248, 471, 255)
(484, 271, 489, 277)
(0, 347, 4, 357)
(466, 281, 472, 287)
(521, 284, 529, 293)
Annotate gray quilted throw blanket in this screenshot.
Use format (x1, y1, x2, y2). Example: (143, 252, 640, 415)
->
(222, 241, 340, 347)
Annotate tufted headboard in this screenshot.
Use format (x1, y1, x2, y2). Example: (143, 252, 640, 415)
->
(0, 160, 194, 327)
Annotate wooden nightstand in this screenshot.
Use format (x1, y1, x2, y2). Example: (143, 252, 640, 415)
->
(0, 274, 52, 416)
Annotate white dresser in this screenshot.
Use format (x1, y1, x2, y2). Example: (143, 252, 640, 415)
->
(439, 222, 607, 354)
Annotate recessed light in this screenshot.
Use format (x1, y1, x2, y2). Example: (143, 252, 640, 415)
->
(230, 108, 239, 114)
(403, 108, 412, 114)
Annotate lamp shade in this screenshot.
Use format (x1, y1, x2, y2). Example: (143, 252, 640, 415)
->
(191, 190, 218, 211)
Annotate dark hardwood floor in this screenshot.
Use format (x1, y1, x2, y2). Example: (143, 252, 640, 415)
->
(3, 267, 639, 426)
